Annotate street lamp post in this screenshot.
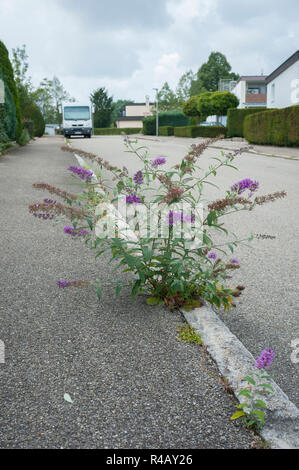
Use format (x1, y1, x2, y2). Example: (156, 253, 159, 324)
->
(153, 88, 159, 137)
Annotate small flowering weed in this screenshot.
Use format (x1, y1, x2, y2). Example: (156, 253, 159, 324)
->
(29, 136, 286, 310)
(231, 348, 275, 430)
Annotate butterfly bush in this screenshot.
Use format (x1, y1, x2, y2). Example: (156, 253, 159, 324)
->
(28, 136, 286, 311)
(231, 348, 275, 429)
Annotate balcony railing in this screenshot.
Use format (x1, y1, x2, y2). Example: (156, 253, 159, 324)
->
(245, 93, 267, 103)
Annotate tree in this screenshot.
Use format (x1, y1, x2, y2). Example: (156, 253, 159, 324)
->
(176, 70, 196, 104)
(0, 40, 22, 141)
(210, 91, 239, 116)
(90, 87, 114, 128)
(31, 76, 74, 123)
(156, 82, 180, 112)
(11, 45, 32, 92)
(182, 95, 201, 117)
(197, 91, 239, 123)
(190, 52, 239, 95)
(111, 99, 134, 125)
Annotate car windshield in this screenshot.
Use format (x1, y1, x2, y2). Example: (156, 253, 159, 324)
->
(64, 106, 90, 120)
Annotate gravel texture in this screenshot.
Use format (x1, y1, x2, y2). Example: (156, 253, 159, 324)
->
(0, 136, 257, 449)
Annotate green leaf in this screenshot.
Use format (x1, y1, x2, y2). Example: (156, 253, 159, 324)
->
(227, 243, 234, 254)
(253, 400, 267, 409)
(97, 284, 102, 300)
(146, 297, 161, 306)
(252, 410, 264, 425)
(131, 279, 141, 299)
(258, 384, 274, 392)
(243, 376, 256, 386)
(238, 389, 252, 399)
(230, 411, 246, 420)
(86, 218, 93, 231)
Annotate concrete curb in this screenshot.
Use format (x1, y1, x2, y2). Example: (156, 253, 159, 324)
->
(209, 145, 299, 161)
(182, 306, 299, 449)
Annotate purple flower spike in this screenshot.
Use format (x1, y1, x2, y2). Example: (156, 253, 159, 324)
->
(255, 348, 275, 369)
(152, 157, 166, 167)
(57, 280, 68, 288)
(133, 171, 144, 185)
(230, 258, 239, 264)
(67, 166, 93, 182)
(126, 194, 141, 204)
(166, 211, 195, 226)
(208, 252, 217, 259)
(231, 178, 259, 195)
(64, 226, 91, 237)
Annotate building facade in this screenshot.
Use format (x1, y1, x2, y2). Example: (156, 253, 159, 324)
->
(266, 51, 299, 108)
(232, 76, 267, 108)
(116, 96, 154, 128)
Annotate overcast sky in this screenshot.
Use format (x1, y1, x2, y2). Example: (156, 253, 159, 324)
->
(0, 0, 298, 103)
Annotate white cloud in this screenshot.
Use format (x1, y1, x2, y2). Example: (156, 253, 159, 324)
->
(0, 0, 298, 103)
(154, 53, 183, 86)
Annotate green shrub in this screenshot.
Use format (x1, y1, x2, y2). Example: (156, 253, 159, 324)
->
(244, 105, 299, 147)
(18, 128, 30, 146)
(0, 69, 17, 141)
(158, 126, 174, 136)
(227, 108, 267, 137)
(189, 116, 199, 126)
(143, 110, 190, 135)
(94, 127, 141, 135)
(22, 103, 45, 137)
(0, 41, 22, 142)
(174, 125, 227, 138)
(23, 119, 34, 138)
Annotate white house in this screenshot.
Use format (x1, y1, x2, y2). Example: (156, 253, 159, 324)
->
(116, 96, 154, 128)
(231, 76, 267, 108)
(266, 50, 299, 108)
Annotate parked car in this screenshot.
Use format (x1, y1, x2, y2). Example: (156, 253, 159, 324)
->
(200, 121, 225, 127)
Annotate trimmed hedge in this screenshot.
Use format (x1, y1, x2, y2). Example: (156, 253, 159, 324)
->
(0, 41, 22, 142)
(94, 127, 141, 135)
(174, 125, 227, 138)
(158, 126, 174, 136)
(143, 111, 190, 135)
(244, 105, 299, 147)
(0, 67, 17, 141)
(227, 107, 267, 137)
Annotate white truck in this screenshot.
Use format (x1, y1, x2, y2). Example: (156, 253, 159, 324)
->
(62, 103, 93, 138)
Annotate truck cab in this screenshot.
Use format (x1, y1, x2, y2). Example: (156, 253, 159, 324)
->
(62, 103, 93, 138)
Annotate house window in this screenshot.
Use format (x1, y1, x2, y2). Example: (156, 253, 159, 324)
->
(247, 88, 260, 94)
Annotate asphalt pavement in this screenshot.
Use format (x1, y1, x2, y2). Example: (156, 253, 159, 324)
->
(71, 134, 299, 409)
(0, 136, 258, 449)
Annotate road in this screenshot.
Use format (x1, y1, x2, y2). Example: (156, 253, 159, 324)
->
(70, 134, 299, 408)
